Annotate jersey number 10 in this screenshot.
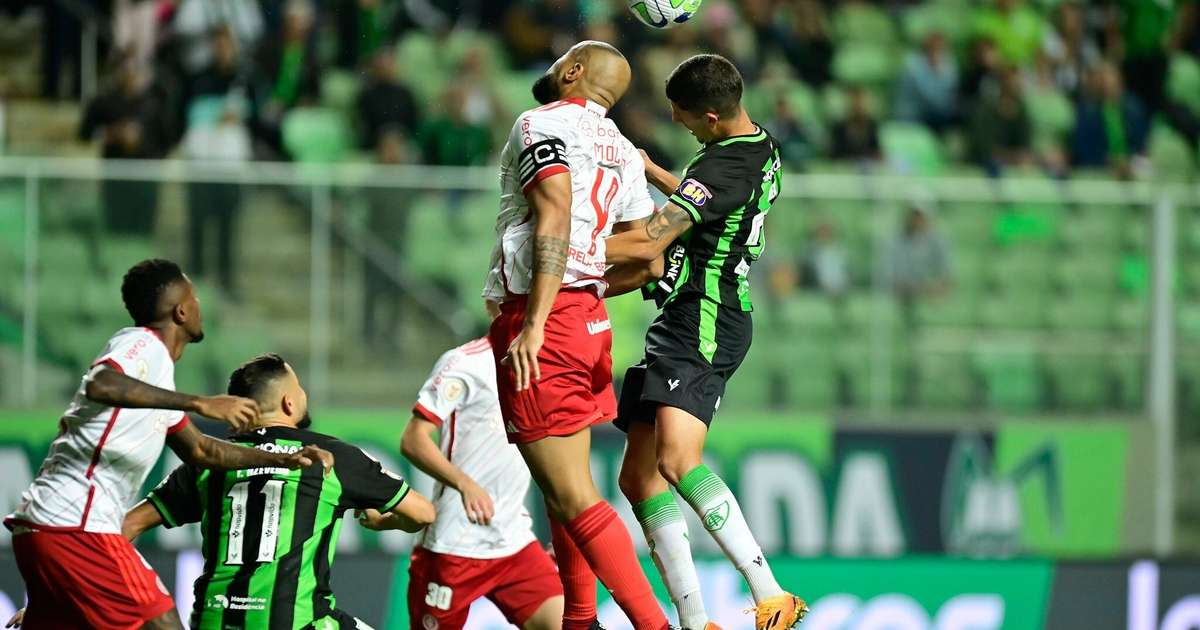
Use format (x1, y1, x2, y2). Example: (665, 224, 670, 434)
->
(226, 479, 286, 565)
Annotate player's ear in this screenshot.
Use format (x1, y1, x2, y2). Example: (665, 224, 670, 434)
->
(280, 393, 294, 417)
(564, 62, 583, 83)
(171, 300, 188, 326)
(705, 111, 720, 127)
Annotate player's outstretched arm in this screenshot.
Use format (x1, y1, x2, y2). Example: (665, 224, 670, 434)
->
(166, 422, 335, 474)
(639, 149, 681, 196)
(605, 202, 694, 265)
(85, 364, 260, 432)
(605, 217, 665, 297)
(400, 415, 495, 524)
(122, 500, 164, 541)
(505, 171, 572, 391)
(356, 491, 437, 533)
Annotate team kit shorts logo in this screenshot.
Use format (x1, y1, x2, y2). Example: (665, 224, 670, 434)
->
(678, 178, 712, 206)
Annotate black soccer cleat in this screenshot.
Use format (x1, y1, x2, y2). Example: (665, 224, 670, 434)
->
(588, 620, 607, 630)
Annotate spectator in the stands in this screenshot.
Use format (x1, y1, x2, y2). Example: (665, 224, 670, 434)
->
(253, 0, 320, 155)
(362, 127, 413, 351)
(418, 81, 492, 167)
(967, 65, 1033, 176)
(182, 96, 251, 298)
(356, 47, 420, 149)
(972, 0, 1047, 66)
(612, 104, 675, 173)
(335, 0, 388, 69)
(960, 37, 1002, 105)
(172, 0, 264, 73)
(1070, 62, 1149, 179)
(763, 0, 833, 87)
(800, 220, 851, 301)
(188, 27, 250, 108)
(894, 30, 959, 134)
(767, 94, 817, 170)
(1042, 0, 1102, 97)
(80, 54, 175, 235)
(502, 0, 583, 68)
(830, 85, 881, 161)
(1108, 0, 1176, 112)
(884, 202, 952, 321)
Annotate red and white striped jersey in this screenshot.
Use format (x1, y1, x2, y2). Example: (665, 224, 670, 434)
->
(410, 337, 537, 559)
(483, 97, 656, 300)
(5, 327, 189, 534)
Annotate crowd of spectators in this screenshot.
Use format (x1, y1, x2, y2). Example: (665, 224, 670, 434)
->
(14, 0, 1198, 303)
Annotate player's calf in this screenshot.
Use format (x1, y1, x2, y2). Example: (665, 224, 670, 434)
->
(141, 607, 185, 630)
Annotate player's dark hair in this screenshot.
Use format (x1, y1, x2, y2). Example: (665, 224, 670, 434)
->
(121, 258, 186, 326)
(228, 353, 290, 401)
(665, 54, 743, 118)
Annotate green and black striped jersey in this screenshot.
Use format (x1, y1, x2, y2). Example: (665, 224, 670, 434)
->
(147, 426, 410, 630)
(650, 125, 783, 312)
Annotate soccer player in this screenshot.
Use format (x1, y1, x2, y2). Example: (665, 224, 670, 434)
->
(603, 55, 807, 630)
(397, 319, 565, 630)
(483, 41, 670, 630)
(122, 353, 436, 629)
(4, 259, 333, 630)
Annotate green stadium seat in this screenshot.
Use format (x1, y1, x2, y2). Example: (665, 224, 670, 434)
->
(1059, 208, 1122, 251)
(396, 32, 446, 104)
(1180, 301, 1200, 342)
(881, 122, 943, 175)
(833, 43, 897, 87)
(282, 107, 352, 163)
(986, 249, 1053, 292)
(992, 204, 1060, 246)
(833, 2, 898, 47)
(1024, 88, 1074, 153)
(497, 71, 540, 115)
(978, 291, 1046, 329)
(1168, 53, 1200, 115)
(1052, 253, 1118, 292)
(1111, 351, 1144, 410)
(1113, 298, 1147, 333)
(915, 352, 976, 408)
(974, 346, 1042, 411)
(320, 70, 361, 115)
(1149, 123, 1195, 181)
(845, 294, 900, 331)
(915, 291, 978, 327)
(1046, 293, 1114, 330)
(771, 294, 841, 332)
(903, 2, 969, 45)
(942, 205, 995, 247)
(1044, 353, 1108, 409)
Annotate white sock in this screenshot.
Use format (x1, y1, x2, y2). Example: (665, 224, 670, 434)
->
(633, 490, 708, 629)
(677, 464, 784, 604)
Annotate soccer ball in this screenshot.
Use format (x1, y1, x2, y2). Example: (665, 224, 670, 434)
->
(627, 0, 703, 29)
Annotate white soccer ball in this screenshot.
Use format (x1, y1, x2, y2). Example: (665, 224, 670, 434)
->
(627, 0, 703, 29)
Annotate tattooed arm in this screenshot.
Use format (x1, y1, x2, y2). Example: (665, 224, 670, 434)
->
(166, 422, 334, 473)
(86, 364, 260, 431)
(604, 203, 694, 265)
(605, 217, 665, 297)
(504, 170, 573, 391)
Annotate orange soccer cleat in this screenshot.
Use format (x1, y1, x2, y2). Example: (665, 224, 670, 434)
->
(753, 593, 809, 630)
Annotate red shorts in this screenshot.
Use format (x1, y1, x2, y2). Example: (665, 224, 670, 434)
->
(489, 289, 617, 444)
(407, 542, 563, 630)
(12, 530, 175, 630)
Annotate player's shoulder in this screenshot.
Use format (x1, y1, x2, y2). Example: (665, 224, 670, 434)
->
(101, 326, 171, 363)
(294, 429, 370, 462)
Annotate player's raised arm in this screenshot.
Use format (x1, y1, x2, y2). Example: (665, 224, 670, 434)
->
(401, 414, 495, 524)
(604, 202, 695, 265)
(505, 169, 572, 391)
(122, 500, 164, 541)
(165, 421, 334, 473)
(85, 364, 260, 432)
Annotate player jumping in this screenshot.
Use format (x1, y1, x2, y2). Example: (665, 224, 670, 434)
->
(604, 55, 808, 630)
(484, 41, 669, 630)
(398, 311, 565, 630)
(4, 259, 333, 630)
(123, 353, 435, 629)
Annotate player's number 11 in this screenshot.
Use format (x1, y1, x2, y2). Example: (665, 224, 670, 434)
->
(226, 479, 286, 565)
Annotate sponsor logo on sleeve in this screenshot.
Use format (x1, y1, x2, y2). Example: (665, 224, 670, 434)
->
(677, 179, 712, 207)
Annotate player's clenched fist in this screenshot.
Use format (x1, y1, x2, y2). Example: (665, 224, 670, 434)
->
(191, 395, 260, 431)
(283, 445, 335, 476)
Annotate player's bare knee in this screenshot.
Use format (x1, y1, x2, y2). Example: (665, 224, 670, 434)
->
(657, 452, 700, 486)
(618, 463, 652, 503)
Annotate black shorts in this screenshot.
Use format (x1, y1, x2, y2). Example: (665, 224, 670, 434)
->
(616, 297, 752, 430)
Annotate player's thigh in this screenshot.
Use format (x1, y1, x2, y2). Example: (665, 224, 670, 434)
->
(487, 543, 564, 629)
(517, 430, 603, 520)
(407, 549, 488, 630)
(618, 421, 670, 503)
(520, 596, 565, 630)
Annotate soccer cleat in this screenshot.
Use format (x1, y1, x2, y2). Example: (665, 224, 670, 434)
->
(753, 593, 809, 630)
(587, 620, 607, 630)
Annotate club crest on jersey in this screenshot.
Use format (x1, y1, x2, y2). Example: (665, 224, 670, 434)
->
(678, 179, 712, 207)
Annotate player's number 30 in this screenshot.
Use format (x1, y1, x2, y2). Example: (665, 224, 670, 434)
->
(425, 583, 453, 611)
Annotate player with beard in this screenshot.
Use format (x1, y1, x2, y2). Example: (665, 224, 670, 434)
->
(5, 259, 334, 630)
(122, 353, 437, 630)
(483, 41, 668, 630)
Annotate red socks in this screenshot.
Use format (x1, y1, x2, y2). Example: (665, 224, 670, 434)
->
(566, 502, 669, 630)
(549, 513, 599, 630)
